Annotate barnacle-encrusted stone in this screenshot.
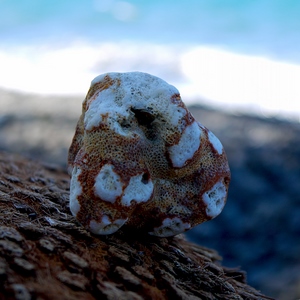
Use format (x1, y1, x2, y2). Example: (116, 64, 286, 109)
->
(68, 72, 230, 237)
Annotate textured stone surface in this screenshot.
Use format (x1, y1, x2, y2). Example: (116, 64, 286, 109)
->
(68, 72, 230, 236)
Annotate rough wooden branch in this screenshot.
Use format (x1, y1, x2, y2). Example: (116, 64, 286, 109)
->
(0, 152, 272, 299)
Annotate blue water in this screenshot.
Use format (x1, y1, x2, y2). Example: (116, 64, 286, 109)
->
(1, 0, 300, 120)
(1, 0, 300, 62)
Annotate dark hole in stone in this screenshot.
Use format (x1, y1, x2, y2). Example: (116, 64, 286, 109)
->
(224, 176, 230, 186)
(141, 173, 150, 184)
(131, 108, 155, 128)
(131, 108, 157, 140)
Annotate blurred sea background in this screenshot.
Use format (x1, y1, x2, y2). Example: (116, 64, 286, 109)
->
(1, 1, 300, 298)
(1, 0, 300, 120)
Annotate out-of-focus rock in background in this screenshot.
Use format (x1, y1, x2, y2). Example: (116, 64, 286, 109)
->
(1, 88, 299, 299)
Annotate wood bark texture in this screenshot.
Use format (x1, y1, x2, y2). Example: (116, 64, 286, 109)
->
(0, 152, 272, 300)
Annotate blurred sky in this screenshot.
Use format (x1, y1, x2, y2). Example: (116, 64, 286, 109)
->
(1, 0, 300, 120)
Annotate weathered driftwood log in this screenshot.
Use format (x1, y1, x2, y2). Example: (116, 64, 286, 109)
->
(0, 152, 271, 300)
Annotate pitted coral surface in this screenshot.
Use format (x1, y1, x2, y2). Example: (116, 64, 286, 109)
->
(68, 72, 230, 236)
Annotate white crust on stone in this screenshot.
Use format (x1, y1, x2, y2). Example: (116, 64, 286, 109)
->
(89, 215, 127, 235)
(94, 164, 123, 203)
(84, 88, 129, 134)
(69, 166, 82, 216)
(121, 173, 154, 206)
(202, 181, 227, 218)
(208, 130, 223, 154)
(85, 72, 186, 135)
(148, 217, 191, 237)
(168, 121, 201, 167)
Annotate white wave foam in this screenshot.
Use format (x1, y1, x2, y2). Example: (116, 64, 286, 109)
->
(0, 42, 183, 95)
(180, 47, 300, 120)
(0, 42, 299, 121)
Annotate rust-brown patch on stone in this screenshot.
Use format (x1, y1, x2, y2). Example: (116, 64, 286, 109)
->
(85, 74, 116, 106)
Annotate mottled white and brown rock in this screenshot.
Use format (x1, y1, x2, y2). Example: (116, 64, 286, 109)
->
(68, 72, 231, 236)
